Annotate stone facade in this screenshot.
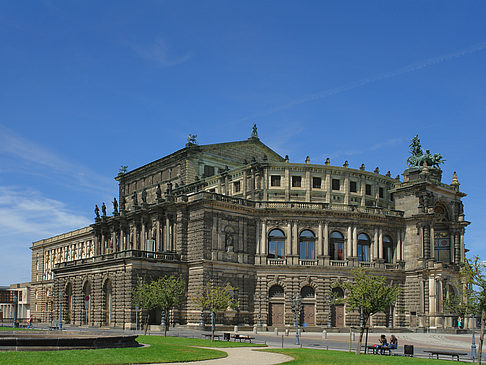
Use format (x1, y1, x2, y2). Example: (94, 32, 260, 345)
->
(30, 133, 469, 331)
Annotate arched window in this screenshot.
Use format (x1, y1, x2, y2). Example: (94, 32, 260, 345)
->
(299, 230, 315, 260)
(330, 231, 344, 260)
(383, 235, 394, 263)
(269, 285, 284, 298)
(268, 229, 285, 259)
(331, 287, 344, 299)
(104, 279, 113, 325)
(301, 286, 315, 298)
(357, 233, 370, 262)
(65, 283, 72, 324)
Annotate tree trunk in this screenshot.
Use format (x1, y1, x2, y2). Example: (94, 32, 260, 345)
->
(478, 310, 485, 365)
(355, 326, 364, 355)
(211, 310, 215, 342)
(164, 309, 168, 337)
(144, 313, 150, 335)
(365, 327, 369, 353)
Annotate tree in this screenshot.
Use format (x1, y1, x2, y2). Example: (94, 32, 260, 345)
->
(196, 283, 238, 341)
(339, 268, 400, 355)
(132, 275, 186, 336)
(132, 278, 157, 334)
(460, 256, 486, 364)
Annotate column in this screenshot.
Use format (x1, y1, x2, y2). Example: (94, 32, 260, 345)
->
(242, 170, 248, 198)
(155, 220, 161, 252)
(453, 231, 460, 264)
(284, 167, 290, 201)
(260, 220, 266, 255)
(430, 226, 435, 260)
(460, 230, 465, 263)
(347, 226, 352, 257)
(292, 221, 298, 258)
(165, 216, 170, 252)
(317, 222, 323, 256)
(140, 223, 146, 251)
(344, 174, 349, 205)
(352, 226, 358, 258)
(263, 168, 268, 200)
(373, 228, 378, 260)
(423, 225, 430, 259)
(325, 171, 331, 204)
(323, 222, 329, 257)
(286, 222, 292, 257)
(378, 228, 383, 259)
(396, 230, 402, 261)
(305, 170, 311, 201)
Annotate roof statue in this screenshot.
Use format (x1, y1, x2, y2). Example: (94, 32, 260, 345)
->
(251, 123, 258, 138)
(118, 165, 128, 174)
(406, 135, 445, 169)
(187, 134, 198, 145)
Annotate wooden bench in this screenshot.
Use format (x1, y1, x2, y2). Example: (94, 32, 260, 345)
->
(231, 334, 255, 343)
(424, 350, 467, 361)
(366, 344, 397, 355)
(202, 333, 222, 341)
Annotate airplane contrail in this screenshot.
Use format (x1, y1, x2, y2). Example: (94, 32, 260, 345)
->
(238, 41, 486, 122)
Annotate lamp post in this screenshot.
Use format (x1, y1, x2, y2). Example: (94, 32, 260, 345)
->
(59, 291, 63, 331)
(292, 294, 302, 345)
(471, 314, 477, 360)
(12, 292, 18, 328)
(257, 293, 262, 328)
(135, 304, 139, 331)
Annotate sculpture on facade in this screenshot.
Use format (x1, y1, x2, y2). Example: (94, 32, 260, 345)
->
(112, 197, 118, 214)
(187, 134, 198, 145)
(101, 202, 107, 216)
(407, 135, 445, 168)
(141, 189, 147, 204)
(94, 205, 100, 219)
(251, 123, 258, 138)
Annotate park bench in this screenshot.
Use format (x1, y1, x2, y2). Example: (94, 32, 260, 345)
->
(424, 350, 467, 361)
(231, 334, 254, 343)
(202, 333, 222, 341)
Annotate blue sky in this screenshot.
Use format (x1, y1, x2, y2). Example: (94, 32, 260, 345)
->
(0, 1, 485, 285)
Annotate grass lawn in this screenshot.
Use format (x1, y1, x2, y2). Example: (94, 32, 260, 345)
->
(0, 335, 265, 365)
(262, 348, 460, 364)
(0, 326, 32, 331)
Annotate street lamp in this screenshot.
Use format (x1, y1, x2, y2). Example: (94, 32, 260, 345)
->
(292, 294, 302, 345)
(12, 292, 18, 328)
(59, 291, 63, 331)
(471, 313, 477, 360)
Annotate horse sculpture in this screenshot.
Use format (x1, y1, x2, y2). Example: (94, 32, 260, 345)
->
(406, 135, 445, 168)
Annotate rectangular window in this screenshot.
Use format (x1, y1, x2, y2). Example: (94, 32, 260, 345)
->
(233, 181, 241, 193)
(350, 181, 357, 193)
(312, 177, 321, 189)
(390, 193, 394, 202)
(332, 179, 340, 191)
(268, 241, 285, 259)
(300, 241, 315, 260)
(366, 184, 372, 195)
(203, 165, 215, 177)
(379, 187, 384, 198)
(271, 175, 281, 187)
(292, 176, 302, 187)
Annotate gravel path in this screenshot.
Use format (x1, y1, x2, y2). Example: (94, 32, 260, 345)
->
(152, 347, 293, 365)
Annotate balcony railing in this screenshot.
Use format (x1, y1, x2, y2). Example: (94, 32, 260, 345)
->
(266, 258, 287, 265)
(330, 260, 347, 267)
(299, 259, 318, 266)
(359, 261, 375, 268)
(54, 250, 180, 269)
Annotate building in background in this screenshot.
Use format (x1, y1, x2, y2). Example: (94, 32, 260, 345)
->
(0, 283, 30, 325)
(30, 127, 469, 331)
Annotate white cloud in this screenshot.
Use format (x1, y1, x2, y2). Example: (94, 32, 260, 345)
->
(0, 125, 114, 194)
(127, 37, 191, 67)
(0, 186, 90, 238)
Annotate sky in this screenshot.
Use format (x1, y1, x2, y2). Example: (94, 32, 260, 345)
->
(0, 1, 485, 285)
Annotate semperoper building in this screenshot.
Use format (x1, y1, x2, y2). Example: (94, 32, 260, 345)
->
(30, 127, 469, 331)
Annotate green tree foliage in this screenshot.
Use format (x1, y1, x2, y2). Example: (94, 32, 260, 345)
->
(458, 256, 486, 364)
(196, 283, 239, 340)
(132, 275, 186, 336)
(339, 268, 400, 355)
